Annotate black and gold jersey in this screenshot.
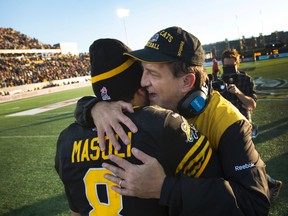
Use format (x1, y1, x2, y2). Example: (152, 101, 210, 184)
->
(55, 105, 222, 216)
(160, 92, 270, 216)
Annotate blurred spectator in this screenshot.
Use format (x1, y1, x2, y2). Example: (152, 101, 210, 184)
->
(212, 58, 221, 80)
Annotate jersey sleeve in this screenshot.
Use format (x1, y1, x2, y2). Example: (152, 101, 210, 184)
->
(55, 127, 82, 213)
(64, 184, 80, 213)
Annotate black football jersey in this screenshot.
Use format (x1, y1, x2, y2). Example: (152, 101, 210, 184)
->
(55, 105, 222, 216)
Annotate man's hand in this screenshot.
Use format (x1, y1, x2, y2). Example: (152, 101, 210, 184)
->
(102, 148, 166, 199)
(91, 101, 138, 151)
(227, 84, 240, 95)
(227, 84, 256, 110)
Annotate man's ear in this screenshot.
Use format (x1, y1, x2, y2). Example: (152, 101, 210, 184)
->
(132, 88, 149, 106)
(182, 73, 196, 93)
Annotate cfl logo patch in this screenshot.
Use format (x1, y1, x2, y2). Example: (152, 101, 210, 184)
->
(180, 117, 199, 142)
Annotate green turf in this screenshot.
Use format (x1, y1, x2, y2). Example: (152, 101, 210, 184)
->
(253, 100, 288, 216)
(0, 87, 93, 216)
(206, 57, 288, 80)
(0, 58, 287, 215)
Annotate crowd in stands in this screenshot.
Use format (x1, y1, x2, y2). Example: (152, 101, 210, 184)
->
(0, 27, 58, 49)
(0, 27, 91, 93)
(0, 53, 90, 88)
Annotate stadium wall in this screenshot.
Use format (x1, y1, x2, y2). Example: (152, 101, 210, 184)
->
(0, 42, 78, 55)
(0, 76, 91, 103)
(0, 49, 61, 54)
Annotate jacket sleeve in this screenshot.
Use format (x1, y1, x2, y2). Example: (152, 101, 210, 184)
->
(241, 72, 257, 101)
(218, 120, 270, 215)
(160, 175, 245, 216)
(249, 76, 257, 101)
(159, 120, 270, 216)
(74, 96, 99, 127)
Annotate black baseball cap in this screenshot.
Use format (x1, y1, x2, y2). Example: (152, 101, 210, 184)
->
(90, 38, 142, 101)
(124, 26, 205, 66)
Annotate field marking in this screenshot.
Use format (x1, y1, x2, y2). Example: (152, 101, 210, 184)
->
(258, 98, 288, 101)
(6, 98, 80, 117)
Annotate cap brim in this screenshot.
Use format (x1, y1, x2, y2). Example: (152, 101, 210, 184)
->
(124, 48, 176, 63)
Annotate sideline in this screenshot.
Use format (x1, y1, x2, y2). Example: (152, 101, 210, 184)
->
(0, 80, 90, 103)
(6, 98, 80, 117)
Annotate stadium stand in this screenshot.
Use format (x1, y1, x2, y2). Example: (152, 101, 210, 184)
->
(0, 27, 91, 97)
(0, 27, 55, 49)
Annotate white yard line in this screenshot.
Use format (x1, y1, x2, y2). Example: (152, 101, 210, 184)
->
(6, 98, 80, 117)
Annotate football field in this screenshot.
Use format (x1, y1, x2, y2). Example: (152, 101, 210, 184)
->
(0, 58, 287, 215)
(0, 87, 93, 216)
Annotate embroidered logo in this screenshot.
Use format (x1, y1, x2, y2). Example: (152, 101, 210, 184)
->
(100, 87, 111, 100)
(171, 113, 180, 118)
(180, 117, 199, 143)
(234, 163, 255, 171)
(149, 33, 159, 42)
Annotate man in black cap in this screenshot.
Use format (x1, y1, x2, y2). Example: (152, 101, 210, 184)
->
(74, 27, 271, 216)
(55, 38, 223, 216)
